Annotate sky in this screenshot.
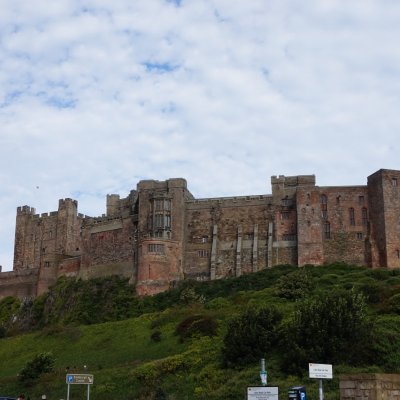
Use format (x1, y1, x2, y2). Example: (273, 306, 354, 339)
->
(0, 0, 399, 270)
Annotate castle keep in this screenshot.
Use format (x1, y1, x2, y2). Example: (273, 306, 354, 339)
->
(1, 168, 400, 299)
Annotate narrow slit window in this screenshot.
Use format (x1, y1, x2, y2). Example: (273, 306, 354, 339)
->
(349, 208, 355, 226)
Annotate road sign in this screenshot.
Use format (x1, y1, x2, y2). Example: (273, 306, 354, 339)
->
(247, 386, 278, 400)
(66, 374, 94, 385)
(309, 363, 333, 379)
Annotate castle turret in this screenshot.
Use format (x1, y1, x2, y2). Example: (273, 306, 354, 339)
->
(368, 169, 400, 268)
(13, 205, 36, 271)
(135, 178, 192, 295)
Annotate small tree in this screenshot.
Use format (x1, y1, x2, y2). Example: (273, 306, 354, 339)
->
(222, 305, 282, 367)
(19, 352, 55, 384)
(282, 290, 372, 372)
(275, 268, 314, 300)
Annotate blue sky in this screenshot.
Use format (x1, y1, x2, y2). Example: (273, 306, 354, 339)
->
(0, 0, 400, 270)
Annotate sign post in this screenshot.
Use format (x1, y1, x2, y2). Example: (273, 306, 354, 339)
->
(308, 363, 333, 400)
(66, 374, 94, 400)
(260, 358, 267, 386)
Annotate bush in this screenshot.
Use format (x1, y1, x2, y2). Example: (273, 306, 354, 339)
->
(175, 314, 218, 342)
(150, 330, 162, 342)
(222, 305, 283, 367)
(19, 352, 55, 384)
(275, 268, 314, 300)
(281, 290, 373, 373)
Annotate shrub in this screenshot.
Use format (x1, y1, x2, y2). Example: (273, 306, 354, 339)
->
(19, 352, 55, 384)
(150, 330, 162, 342)
(222, 305, 283, 367)
(275, 268, 314, 300)
(281, 290, 373, 373)
(175, 314, 218, 342)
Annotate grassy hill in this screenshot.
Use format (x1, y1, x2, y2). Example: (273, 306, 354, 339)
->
(0, 263, 400, 399)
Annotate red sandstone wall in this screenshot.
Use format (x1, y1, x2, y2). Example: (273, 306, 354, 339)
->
(184, 197, 270, 280)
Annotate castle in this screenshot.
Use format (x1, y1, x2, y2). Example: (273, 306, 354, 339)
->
(1, 168, 400, 299)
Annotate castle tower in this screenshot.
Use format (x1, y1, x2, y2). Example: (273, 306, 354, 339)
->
(13, 205, 37, 271)
(36, 198, 81, 295)
(368, 169, 400, 268)
(135, 178, 192, 295)
(271, 175, 317, 266)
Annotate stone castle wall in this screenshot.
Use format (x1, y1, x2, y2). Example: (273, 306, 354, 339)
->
(1, 168, 400, 299)
(340, 374, 400, 400)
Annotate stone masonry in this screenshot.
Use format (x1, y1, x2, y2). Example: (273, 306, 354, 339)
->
(1, 168, 400, 299)
(340, 374, 400, 400)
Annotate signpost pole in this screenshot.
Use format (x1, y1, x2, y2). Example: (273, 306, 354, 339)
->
(319, 379, 323, 400)
(260, 358, 267, 386)
(67, 383, 70, 400)
(87, 383, 90, 400)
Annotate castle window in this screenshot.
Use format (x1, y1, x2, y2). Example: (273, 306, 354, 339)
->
(49, 230, 53, 239)
(148, 244, 165, 254)
(201, 236, 209, 243)
(324, 222, 331, 239)
(397, 250, 400, 259)
(359, 196, 364, 204)
(336, 196, 341, 204)
(283, 234, 296, 241)
(44, 261, 50, 268)
(349, 208, 355, 226)
(155, 214, 163, 228)
(151, 198, 172, 233)
(362, 207, 368, 226)
(356, 232, 363, 240)
(392, 178, 398, 187)
(281, 212, 290, 220)
(164, 214, 171, 228)
(320, 194, 328, 220)
(198, 250, 209, 258)
(281, 197, 292, 207)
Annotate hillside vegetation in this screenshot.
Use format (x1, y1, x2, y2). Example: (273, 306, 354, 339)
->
(0, 263, 400, 399)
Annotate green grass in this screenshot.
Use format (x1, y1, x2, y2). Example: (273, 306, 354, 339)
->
(0, 263, 399, 399)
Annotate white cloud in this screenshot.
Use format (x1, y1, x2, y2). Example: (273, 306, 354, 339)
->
(0, 0, 399, 270)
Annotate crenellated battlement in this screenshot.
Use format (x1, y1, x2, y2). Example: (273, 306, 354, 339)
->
(271, 174, 316, 187)
(17, 205, 36, 215)
(5, 170, 400, 301)
(58, 198, 78, 208)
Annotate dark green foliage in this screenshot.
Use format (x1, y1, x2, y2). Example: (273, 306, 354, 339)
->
(22, 276, 139, 329)
(150, 330, 162, 342)
(357, 281, 385, 304)
(175, 314, 218, 342)
(275, 268, 315, 300)
(368, 316, 400, 370)
(139, 265, 296, 313)
(18, 352, 55, 384)
(282, 290, 372, 373)
(387, 294, 400, 314)
(154, 387, 167, 399)
(179, 287, 206, 304)
(222, 305, 283, 367)
(0, 296, 21, 336)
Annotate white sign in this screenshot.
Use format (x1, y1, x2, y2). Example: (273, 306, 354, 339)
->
(66, 374, 94, 385)
(247, 386, 278, 400)
(309, 363, 333, 379)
